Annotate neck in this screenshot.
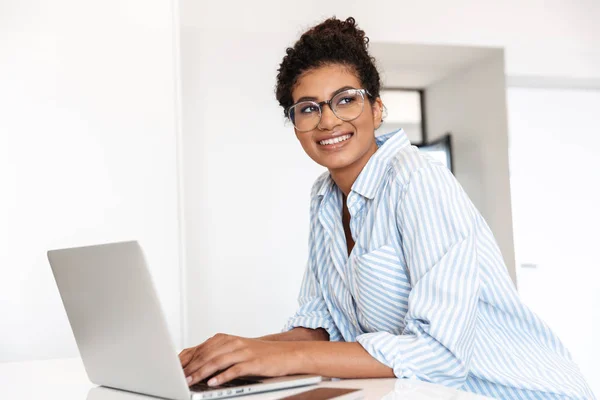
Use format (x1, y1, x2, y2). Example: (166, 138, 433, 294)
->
(329, 140, 378, 196)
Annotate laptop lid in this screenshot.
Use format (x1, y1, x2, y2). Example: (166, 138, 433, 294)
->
(48, 241, 191, 400)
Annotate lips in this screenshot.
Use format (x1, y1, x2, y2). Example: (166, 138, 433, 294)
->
(316, 132, 354, 146)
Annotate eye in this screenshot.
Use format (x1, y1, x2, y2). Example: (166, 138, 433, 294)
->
(300, 104, 319, 114)
(337, 96, 355, 105)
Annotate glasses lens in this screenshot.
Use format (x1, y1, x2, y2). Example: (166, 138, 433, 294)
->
(289, 101, 321, 131)
(332, 89, 365, 121)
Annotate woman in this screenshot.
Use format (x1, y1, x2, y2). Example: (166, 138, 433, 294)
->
(180, 17, 593, 399)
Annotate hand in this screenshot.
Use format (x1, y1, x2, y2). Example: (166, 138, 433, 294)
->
(179, 333, 302, 387)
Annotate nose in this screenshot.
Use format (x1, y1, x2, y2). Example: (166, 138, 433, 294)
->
(318, 103, 342, 131)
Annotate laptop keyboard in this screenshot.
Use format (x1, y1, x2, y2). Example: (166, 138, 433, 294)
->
(190, 377, 262, 392)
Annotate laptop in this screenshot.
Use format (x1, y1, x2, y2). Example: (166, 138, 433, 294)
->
(47, 240, 321, 400)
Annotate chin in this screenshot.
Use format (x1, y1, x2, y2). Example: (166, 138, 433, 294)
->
(317, 153, 359, 171)
(303, 138, 371, 171)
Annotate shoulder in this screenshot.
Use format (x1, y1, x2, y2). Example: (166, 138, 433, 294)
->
(388, 145, 451, 187)
(387, 146, 471, 214)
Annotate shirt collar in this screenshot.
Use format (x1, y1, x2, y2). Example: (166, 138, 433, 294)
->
(315, 129, 410, 200)
(351, 129, 410, 199)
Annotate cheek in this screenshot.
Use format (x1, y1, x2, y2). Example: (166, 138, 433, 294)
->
(354, 114, 375, 137)
(296, 133, 316, 152)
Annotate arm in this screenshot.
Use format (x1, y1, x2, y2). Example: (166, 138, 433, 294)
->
(180, 188, 343, 384)
(278, 256, 343, 342)
(182, 338, 394, 386)
(293, 341, 394, 378)
(257, 327, 329, 342)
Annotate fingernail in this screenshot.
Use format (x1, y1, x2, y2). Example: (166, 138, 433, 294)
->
(208, 378, 217, 386)
(186, 376, 192, 385)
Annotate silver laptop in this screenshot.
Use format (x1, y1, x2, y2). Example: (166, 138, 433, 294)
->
(47, 241, 321, 400)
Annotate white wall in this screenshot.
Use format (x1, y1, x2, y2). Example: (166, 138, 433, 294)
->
(379, 90, 422, 143)
(0, 0, 182, 361)
(424, 53, 516, 283)
(179, 0, 600, 346)
(180, 27, 326, 342)
(508, 87, 600, 395)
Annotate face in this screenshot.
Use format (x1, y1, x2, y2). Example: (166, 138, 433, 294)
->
(290, 64, 383, 172)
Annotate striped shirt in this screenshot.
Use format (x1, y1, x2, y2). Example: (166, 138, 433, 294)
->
(284, 129, 594, 399)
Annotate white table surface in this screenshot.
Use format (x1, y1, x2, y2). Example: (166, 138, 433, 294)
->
(0, 358, 492, 400)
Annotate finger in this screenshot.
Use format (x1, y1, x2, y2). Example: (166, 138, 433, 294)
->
(184, 335, 246, 376)
(181, 334, 230, 370)
(208, 361, 257, 387)
(186, 350, 250, 386)
(183, 337, 246, 378)
(179, 347, 196, 368)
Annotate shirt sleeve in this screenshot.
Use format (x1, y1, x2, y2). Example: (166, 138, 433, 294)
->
(356, 164, 481, 388)
(282, 257, 343, 342)
(282, 187, 343, 342)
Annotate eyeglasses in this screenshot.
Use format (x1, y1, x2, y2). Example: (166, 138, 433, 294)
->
(287, 88, 372, 132)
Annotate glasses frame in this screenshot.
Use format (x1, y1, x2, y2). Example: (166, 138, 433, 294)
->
(286, 88, 373, 132)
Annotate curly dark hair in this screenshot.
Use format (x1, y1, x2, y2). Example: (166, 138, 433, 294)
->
(275, 17, 381, 117)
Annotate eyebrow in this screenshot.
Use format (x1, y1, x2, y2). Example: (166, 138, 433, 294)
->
(295, 86, 357, 103)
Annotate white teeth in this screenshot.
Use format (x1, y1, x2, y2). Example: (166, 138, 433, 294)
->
(319, 134, 352, 146)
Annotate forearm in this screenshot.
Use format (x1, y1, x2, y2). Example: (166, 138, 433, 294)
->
(258, 327, 329, 342)
(292, 341, 394, 379)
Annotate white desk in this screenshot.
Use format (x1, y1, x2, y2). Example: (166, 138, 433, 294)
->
(0, 358, 492, 400)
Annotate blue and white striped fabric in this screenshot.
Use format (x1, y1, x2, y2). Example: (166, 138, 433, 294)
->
(284, 129, 594, 399)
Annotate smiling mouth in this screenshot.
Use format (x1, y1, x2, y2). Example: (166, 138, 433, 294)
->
(318, 133, 353, 146)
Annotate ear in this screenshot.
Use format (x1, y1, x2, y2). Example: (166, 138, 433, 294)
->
(371, 97, 384, 128)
